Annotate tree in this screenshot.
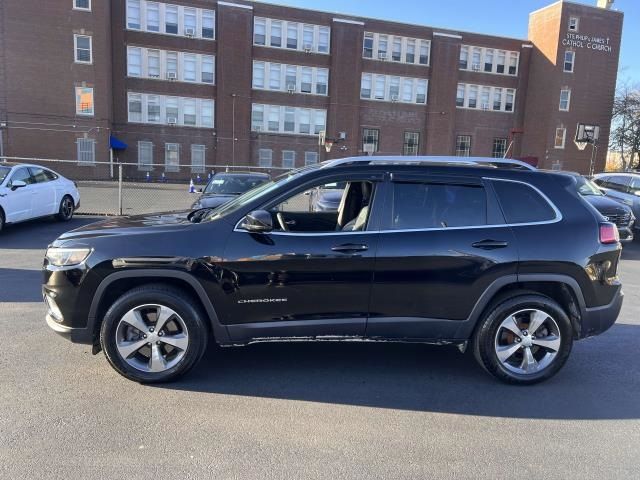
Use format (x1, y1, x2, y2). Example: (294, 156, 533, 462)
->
(610, 83, 640, 171)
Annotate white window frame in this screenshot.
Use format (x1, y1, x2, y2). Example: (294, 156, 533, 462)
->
(554, 127, 567, 149)
(126, 46, 215, 84)
(251, 104, 327, 137)
(165, 143, 180, 172)
(455, 83, 516, 113)
(455, 135, 471, 157)
(73, 0, 91, 11)
(459, 44, 519, 76)
(568, 17, 579, 32)
(75, 86, 94, 116)
(76, 138, 95, 165)
(191, 144, 206, 174)
(258, 149, 273, 167)
(252, 61, 328, 96)
(74, 34, 92, 64)
(282, 150, 296, 169)
(563, 50, 575, 73)
(253, 17, 330, 54)
(363, 32, 430, 66)
(559, 89, 571, 111)
(304, 151, 318, 166)
(125, 0, 215, 40)
(138, 141, 153, 171)
(127, 92, 215, 128)
(360, 73, 428, 104)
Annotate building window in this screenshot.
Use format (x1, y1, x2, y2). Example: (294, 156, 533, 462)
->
(146, 2, 159, 31)
(492, 138, 507, 158)
(559, 89, 571, 111)
(455, 135, 471, 157)
(258, 149, 273, 167)
(282, 150, 296, 169)
(568, 17, 579, 32)
(251, 104, 327, 136)
(554, 128, 566, 149)
(254, 17, 330, 54)
(362, 128, 380, 153)
(77, 138, 95, 165)
(75, 86, 94, 116)
(73, 0, 91, 11)
(126, 46, 216, 84)
(127, 0, 141, 29)
(74, 35, 92, 63)
(127, 92, 214, 128)
(457, 83, 515, 113)
(363, 32, 374, 58)
(360, 73, 428, 104)
(460, 45, 518, 76)
(164, 143, 180, 172)
(564, 51, 575, 72)
(126, 1, 214, 39)
(138, 141, 153, 171)
(191, 145, 205, 173)
(403, 132, 419, 155)
(304, 151, 318, 165)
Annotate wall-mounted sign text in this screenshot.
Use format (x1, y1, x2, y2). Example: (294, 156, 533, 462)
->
(562, 33, 612, 53)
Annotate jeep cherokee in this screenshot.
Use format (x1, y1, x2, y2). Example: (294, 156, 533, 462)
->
(43, 156, 624, 385)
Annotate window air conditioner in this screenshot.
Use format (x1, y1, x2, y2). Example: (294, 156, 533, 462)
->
(167, 71, 177, 80)
(185, 27, 195, 37)
(472, 63, 481, 71)
(481, 103, 489, 110)
(287, 84, 296, 93)
(378, 52, 387, 60)
(304, 44, 312, 53)
(167, 117, 178, 125)
(254, 125, 262, 132)
(391, 94, 399, 102)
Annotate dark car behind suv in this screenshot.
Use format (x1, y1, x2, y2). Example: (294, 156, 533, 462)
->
(191, 171, 270, 210)
(44, 157, 623, 385)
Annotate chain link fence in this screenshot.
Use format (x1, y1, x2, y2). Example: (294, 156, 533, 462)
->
(1, 157, 289, 216)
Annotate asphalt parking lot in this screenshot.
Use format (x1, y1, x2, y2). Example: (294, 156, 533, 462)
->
(1, 217, 639, 479)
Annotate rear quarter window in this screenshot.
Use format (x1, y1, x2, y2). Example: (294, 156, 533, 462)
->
(492, 180, 557, 224)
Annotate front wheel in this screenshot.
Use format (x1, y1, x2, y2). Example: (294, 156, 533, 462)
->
(100, 285, 209, 383)
(473, 294, 573, 385)
(56, 195, 75, 221)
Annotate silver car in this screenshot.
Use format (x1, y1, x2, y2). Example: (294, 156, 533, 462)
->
(592, 172, 640, 232)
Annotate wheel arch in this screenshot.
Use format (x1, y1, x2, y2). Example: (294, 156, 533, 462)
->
(88, 269, 231, 347)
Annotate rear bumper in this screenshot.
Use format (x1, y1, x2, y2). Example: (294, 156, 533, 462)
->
(580, 285, 623, 338)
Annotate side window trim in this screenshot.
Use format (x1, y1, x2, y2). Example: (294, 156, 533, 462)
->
(488, 177, 563, 226)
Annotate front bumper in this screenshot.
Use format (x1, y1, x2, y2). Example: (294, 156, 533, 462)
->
(580, 285, 624, 338)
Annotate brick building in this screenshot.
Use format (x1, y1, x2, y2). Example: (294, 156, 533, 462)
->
(0, 0, 624, 179)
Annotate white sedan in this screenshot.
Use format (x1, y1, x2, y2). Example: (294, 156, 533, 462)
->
(0, 164, 80, 232)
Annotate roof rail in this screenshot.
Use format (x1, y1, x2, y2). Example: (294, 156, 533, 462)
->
(320, 156, 537, 171)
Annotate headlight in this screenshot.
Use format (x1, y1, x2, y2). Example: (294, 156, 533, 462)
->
(45, 247, 92, 267)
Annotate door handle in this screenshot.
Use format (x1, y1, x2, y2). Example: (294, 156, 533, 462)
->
(471, 240, 509, 250)
(331, 244, 369, 253)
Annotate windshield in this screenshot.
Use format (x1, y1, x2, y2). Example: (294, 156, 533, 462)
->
(206, 165, 321, 221)
(0, 166, 10, 184)
(204, 175, 268, 195)
(576, 176, 603, 196)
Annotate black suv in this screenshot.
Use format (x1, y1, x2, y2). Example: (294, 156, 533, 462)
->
(44, 157, 623, 385)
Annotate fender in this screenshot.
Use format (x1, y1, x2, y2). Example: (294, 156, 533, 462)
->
(88, 269, 231, 345)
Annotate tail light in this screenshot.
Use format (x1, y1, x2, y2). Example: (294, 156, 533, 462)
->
(599, 222, 619, 244)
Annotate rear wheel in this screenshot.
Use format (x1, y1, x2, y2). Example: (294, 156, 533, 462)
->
(56, 195, 74, 221)
(473, 294, 573, 385)
(0, 209, 4, 233)
(100, 285, 209, 383)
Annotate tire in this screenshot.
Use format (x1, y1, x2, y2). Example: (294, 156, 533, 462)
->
(56, 195, 75, 221)
(0, 209, 4, 233)
(472, 294, 573, 385)
(100, 284, 209, 383)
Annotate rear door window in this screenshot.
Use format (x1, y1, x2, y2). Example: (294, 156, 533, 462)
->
(628, 177, 640, 196)
(29, 167, 50, 183)
(492, 180, 557, 224)
(607, 175, 631, 192)
(389, 182, 487, 230)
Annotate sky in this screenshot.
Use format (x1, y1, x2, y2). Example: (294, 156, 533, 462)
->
(258, 0, 639, 86)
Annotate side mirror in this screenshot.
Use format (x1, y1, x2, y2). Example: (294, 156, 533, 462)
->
(241, 210, 273, 233)
(197, 188, 203, 193)
(10, 180, 27, 191)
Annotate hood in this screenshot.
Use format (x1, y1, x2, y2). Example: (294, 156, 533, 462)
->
(54, 211, 193, 243)
(583, 195, 632, 215)
(193, 193, 237, 209)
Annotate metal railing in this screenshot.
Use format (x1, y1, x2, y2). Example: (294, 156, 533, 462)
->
(1, 156, 289, 216)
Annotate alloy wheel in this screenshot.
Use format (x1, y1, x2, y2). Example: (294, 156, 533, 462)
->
(115, 304, 190, 373)
(493, 308, 562, 375)
(61, 197, 74, 219)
